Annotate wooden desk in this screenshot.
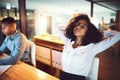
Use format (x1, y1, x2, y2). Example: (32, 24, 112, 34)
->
(0, 62, 59, 80)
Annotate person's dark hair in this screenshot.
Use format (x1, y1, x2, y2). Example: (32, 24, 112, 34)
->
(65, 14, 103, 46)
(1, 17, 16, 24)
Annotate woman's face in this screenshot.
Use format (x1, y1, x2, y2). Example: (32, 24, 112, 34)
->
(73, 20, 88, 37)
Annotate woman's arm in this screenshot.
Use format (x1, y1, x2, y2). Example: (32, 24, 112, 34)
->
(103, 29, 114, 39)
(93, 30, 120, 56)
(56, 26, 68, 43)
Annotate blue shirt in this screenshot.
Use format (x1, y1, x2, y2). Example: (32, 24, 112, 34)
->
(0, 31, 30, 65)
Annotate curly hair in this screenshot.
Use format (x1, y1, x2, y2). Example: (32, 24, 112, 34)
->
(65, 14, 103, 46)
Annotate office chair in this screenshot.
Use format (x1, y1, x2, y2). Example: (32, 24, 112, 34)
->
(28, 40, 36, 67)
(87, 57, 99, 80)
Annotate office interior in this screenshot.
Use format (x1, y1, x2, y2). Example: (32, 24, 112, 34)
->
(0, 0, 120, 80)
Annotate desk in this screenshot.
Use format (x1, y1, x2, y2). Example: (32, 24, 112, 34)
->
(0, 61, 59, 80)
(34, 35, 63, 69)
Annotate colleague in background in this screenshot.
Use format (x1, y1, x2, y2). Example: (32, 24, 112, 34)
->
(0, 17, 31, 65)
(57, 13, 120, 80)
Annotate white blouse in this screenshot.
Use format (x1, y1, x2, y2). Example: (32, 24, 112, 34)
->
(57, 28, 120, 77)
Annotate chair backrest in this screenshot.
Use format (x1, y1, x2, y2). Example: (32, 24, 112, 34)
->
(86, 57, 99, 80)
(28, 40, 36, 67)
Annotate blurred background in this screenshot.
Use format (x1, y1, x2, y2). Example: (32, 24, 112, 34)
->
(0, 0, 119, 40)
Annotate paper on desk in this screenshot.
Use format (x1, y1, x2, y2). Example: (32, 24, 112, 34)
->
(0, 65, 12, 75)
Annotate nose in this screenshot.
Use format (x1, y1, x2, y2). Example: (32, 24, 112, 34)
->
(1, 28, 4, 32)
(76, 25, 81, 29)
(1, 30, 3, 33)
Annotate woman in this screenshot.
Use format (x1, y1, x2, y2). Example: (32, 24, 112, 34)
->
(57, 14, 120, 80)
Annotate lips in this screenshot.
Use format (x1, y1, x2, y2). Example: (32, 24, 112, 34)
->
(74, 29, 81, 35)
